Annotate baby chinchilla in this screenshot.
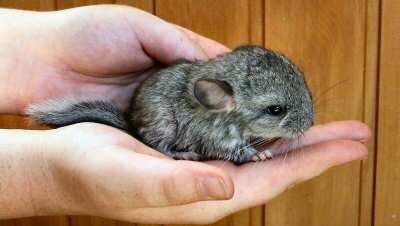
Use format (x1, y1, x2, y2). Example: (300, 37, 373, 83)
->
(27, 45, 314, 164)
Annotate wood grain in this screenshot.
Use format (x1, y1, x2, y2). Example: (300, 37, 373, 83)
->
(374, 0, 400, 225)
(249, 0, 264, 46)
(156, 0, 251, 48)
(0, 0, 55, 10)
(0, 220, 15, 226)
(360, 0, 380, 225)
(264, 1, 366, 226)
(57, 0, 113, 9)
(15, 218, 69, 226)
(114, 0, 153, 12)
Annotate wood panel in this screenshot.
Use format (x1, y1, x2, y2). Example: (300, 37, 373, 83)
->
(57, 0, 113, 8)
(0, 220, 14, 226)
(0, 0, 54, 10)
(375, 0, 400, 225)
(360, 0, 380, 225)
(114, 0, 153, 12)
(156, 0, 254, 49)
(264, 1, 366, 226)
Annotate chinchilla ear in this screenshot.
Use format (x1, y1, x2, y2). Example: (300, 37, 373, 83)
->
(194, 79, 235, 111)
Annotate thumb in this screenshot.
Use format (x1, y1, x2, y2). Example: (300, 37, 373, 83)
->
(96, 147, 234, 208)
(147, 159, 234, 206)
(130, 9, 209, 63)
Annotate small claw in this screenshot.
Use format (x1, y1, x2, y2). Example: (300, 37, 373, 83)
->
(172, 151, 203, 161)
(264, 150, 274, 159)
(252, 150, 274, 162)
(252, 154, 260, 162)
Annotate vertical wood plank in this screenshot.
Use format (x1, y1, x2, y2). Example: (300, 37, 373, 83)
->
(249, 0, 264, 46)
(360, 0, 380, 225)
(374, 0, 400, 225)
(229, 210, 250, 226)
(155, 0, 251, 48)
(264, 1, 366, 226)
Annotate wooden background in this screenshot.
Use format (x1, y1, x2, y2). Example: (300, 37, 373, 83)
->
(0, 0, 398, 226)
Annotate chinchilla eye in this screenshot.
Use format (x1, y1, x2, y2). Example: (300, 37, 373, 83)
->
(265, 105, 286, 116)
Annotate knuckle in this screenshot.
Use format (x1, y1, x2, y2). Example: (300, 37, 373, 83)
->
(160, 165, 202, 205)
(160, 176, 179, 205)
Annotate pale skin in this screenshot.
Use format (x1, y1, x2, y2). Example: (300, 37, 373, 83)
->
(0, 5, 370, 225)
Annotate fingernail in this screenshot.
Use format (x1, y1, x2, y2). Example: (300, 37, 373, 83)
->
(200, 177, 229, 200)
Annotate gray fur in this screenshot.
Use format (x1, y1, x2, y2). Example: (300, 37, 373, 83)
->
(27, 98, 130, 130)
(27, 45, 314, 164)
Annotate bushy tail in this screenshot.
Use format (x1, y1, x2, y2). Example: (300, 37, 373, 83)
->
(26, 99, 131, 131)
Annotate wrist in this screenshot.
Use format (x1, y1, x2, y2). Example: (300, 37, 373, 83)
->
(0, 129, 80, 218)
(0, 9, 56, 114)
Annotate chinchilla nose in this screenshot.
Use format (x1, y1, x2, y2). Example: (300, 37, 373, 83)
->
(304, 117, 314, 129)
(279, 109, 314, 136)
(306, 105, 314, 128)
(299, 115, 313, 131)
(300, 107, 314, 131)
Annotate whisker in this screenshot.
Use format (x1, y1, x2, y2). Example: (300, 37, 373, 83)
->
(296, 131, 305, 162)
(239, 141, 262, 152)
(313, 100, 347, 113)
(253, 139, 273, 148)
(236, 137, 267, 152)
(312, 78, 351, 105)
(255, 137, 280, 147)
(280, 129, 306, 163)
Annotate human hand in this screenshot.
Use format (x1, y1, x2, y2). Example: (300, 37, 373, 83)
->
(36, 123, 234, 215)
(0, 5, 229, 114)
(111, 120, 369, 224)
(27, 120, 368, 224)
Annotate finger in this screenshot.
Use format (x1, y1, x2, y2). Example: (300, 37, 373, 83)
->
(300, 120, 371, 144)
(153, 160, 234, 205)
(98, 148, 234, 208)
(114, 140, 368, 225)
(235, 140, 367, 207)
(110, 140, 367, 225)
(265, 120, 371, 155)
(117, 133, 171, 159)
(174, 25, 231, 58)
(129, 10, 210, 63)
